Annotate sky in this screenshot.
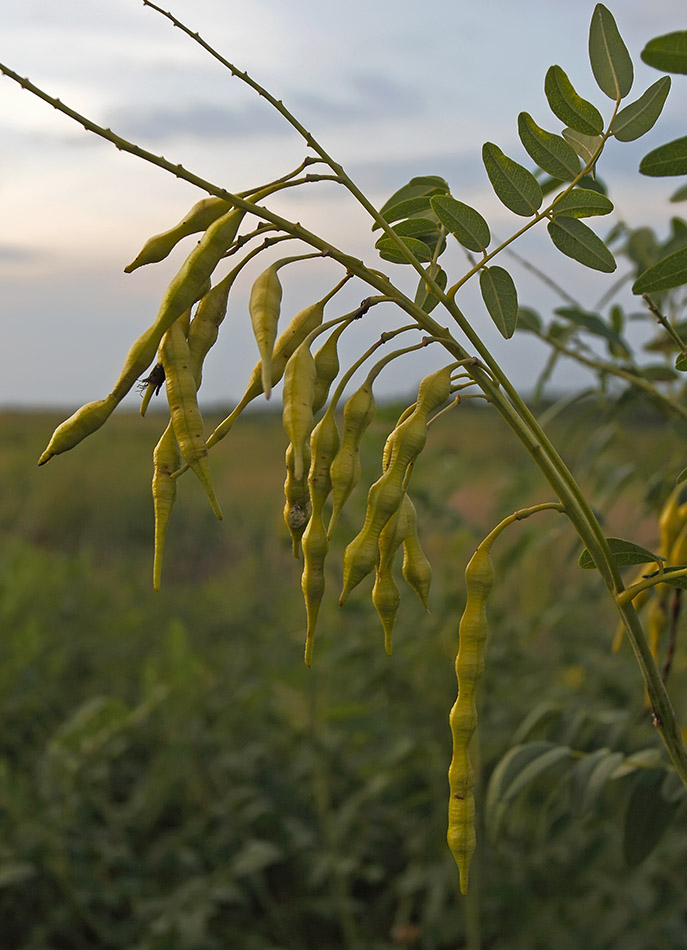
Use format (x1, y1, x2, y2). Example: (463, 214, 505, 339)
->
(0, 0, 685, 410)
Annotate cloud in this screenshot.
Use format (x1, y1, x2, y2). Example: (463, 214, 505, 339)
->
(0, 244, 40, 262)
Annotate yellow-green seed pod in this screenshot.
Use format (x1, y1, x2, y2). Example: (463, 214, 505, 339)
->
(382, 403, 416, 471)
(284, 442, 312, 559)
(301, 511, 328, 667)
(161, 317, 222, 520)
(378, 498, 409, 572)
(188, 270, 236, 389)
(124, 197, 231, 273)
(152, 420, 180, 591)
(401, 495, 432, 609)
(328, 381, 376, 538)
(248, 264, 283, 399)
(312, 321, 347, 413)
(282, 341, 317, 483)
(372, 566, 401, 656)
(416, 364, 454, 415)
(447, 540, 495, 895)
(309, 410, 340, 514)
(38, 395, 118, 465)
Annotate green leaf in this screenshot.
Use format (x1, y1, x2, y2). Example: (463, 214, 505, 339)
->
(676, 352, 687, 373)
(657, 567, 687, 591)
(561, 128, 603, 168)
(578, 536, 662, 570)
(547, 217, 616, 272)
(414, 264, 447, 315)
(611, 77, 671, 142)
(391, 217, 439, 239)
(677, 468, 687, 485)
(623, 769, 680, 867)
(479, 266, 518, 339)
(544, 65, 604, 135)
(633, 247, 687, 294)
(430, 194, 490, 252)
(641, 31, 687, 75)
(373, 194, 437, 230)
(552, 188, 614, 218)
(376, 234, 435, 264)
(589, 3, 634, 100)
(670, 184, 687, 203)
(630, 363, 679, 382)
(517, 112, 581, 181)
(515, 307, 543, 334)
(640, 136, 687, 177)
(378, 175, 448, 218)
(482, 142, 542, 216)
(486, 742, 570, 839)
(572, 749, 625, 816)
(502, 746, 571, 803)
(554, 306, 627, 351)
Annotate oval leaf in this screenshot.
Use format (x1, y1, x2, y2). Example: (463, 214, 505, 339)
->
(670, 184, 687, 203)
(589, 3, 634, 100)
(640, 136, 687, 177)
(373, 194, 436, 230)
(572, 749, 625, 816)
(611, 77, 671, 142)
(544, 65, 604, 135)
(561, 128, 603, 168)
(414, 264, 447, 315)
(518, 112, 581, 181)
(554, 306, 627, 351)
(486, 742, 562, 838)
(552, 188, 614, 218)
(547, 217, 616, 272)
(578, 536, 662, 570)
(676, 352, 687, 373)
(482, 142, 542, 216)
(379, 176, 448, 218)
(430, 194, 490, 252)
(376, 234, 435, 264)
(480, 266, 518, 339)
(515, 307, 543, 334)
(633, 247, 687, 294)
(641, 31, 687, 75)
(623, 769, 680, 867)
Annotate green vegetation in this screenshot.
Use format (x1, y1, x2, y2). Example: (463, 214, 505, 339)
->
(1, 405, 686, 948)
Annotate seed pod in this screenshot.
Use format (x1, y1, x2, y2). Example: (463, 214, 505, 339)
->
(152, 420, 180, 591)
(309, 410, 340, 513)
(659, 483, 687, 560)
(124, 197, 232, 272)
(378, 498, 410, 573)
(416, 363, 454, 415)
(312, 321, 347, 413)
(160, 317, 222, 520)
(382, 403, 416, 471)
(372, 566, 401, 656)
(328, 381, 376, 538)
(447, 540, 495, 895)
(187, 270, 236, 389)
(301, 510, 328, 667)
(282, 341, 317, 482)
(248, 264, 283, 399)
(401, 495, 432, 609)
(283, 442, 312, 559)
(38, 396, 118, 465)
(205, 296, 328, 451)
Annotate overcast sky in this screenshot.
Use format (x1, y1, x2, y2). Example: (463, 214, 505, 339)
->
(1, 0, 685, 410)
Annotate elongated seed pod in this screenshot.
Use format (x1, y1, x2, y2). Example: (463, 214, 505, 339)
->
(204, 297, 328, 451)
(283, 442, 311, 558)
(282, 341, 317, 482)
(187, 270, 236, 389)
(378, 498, 410, 572)
(38, 396, 118, 465)
(152, 420, 180, 591)
(401, 495, 432, 609)
(328, 381, 376, 538)
(249, 264, 283, 398)
(372, 567, 401, 656)
(312, 321, 347, 413)
(124, 197, 231, 272)
(301, 411, 340, 665)
(447, 540, 495, 895)
(160, 317, 222, 520)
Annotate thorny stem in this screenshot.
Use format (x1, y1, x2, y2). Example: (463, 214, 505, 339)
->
(3, 44, 687, 782)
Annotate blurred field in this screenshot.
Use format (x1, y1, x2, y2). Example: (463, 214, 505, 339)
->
(1, 402, 686, 949)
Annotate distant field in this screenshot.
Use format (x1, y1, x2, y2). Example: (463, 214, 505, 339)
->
(1, 402, 686, 948)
